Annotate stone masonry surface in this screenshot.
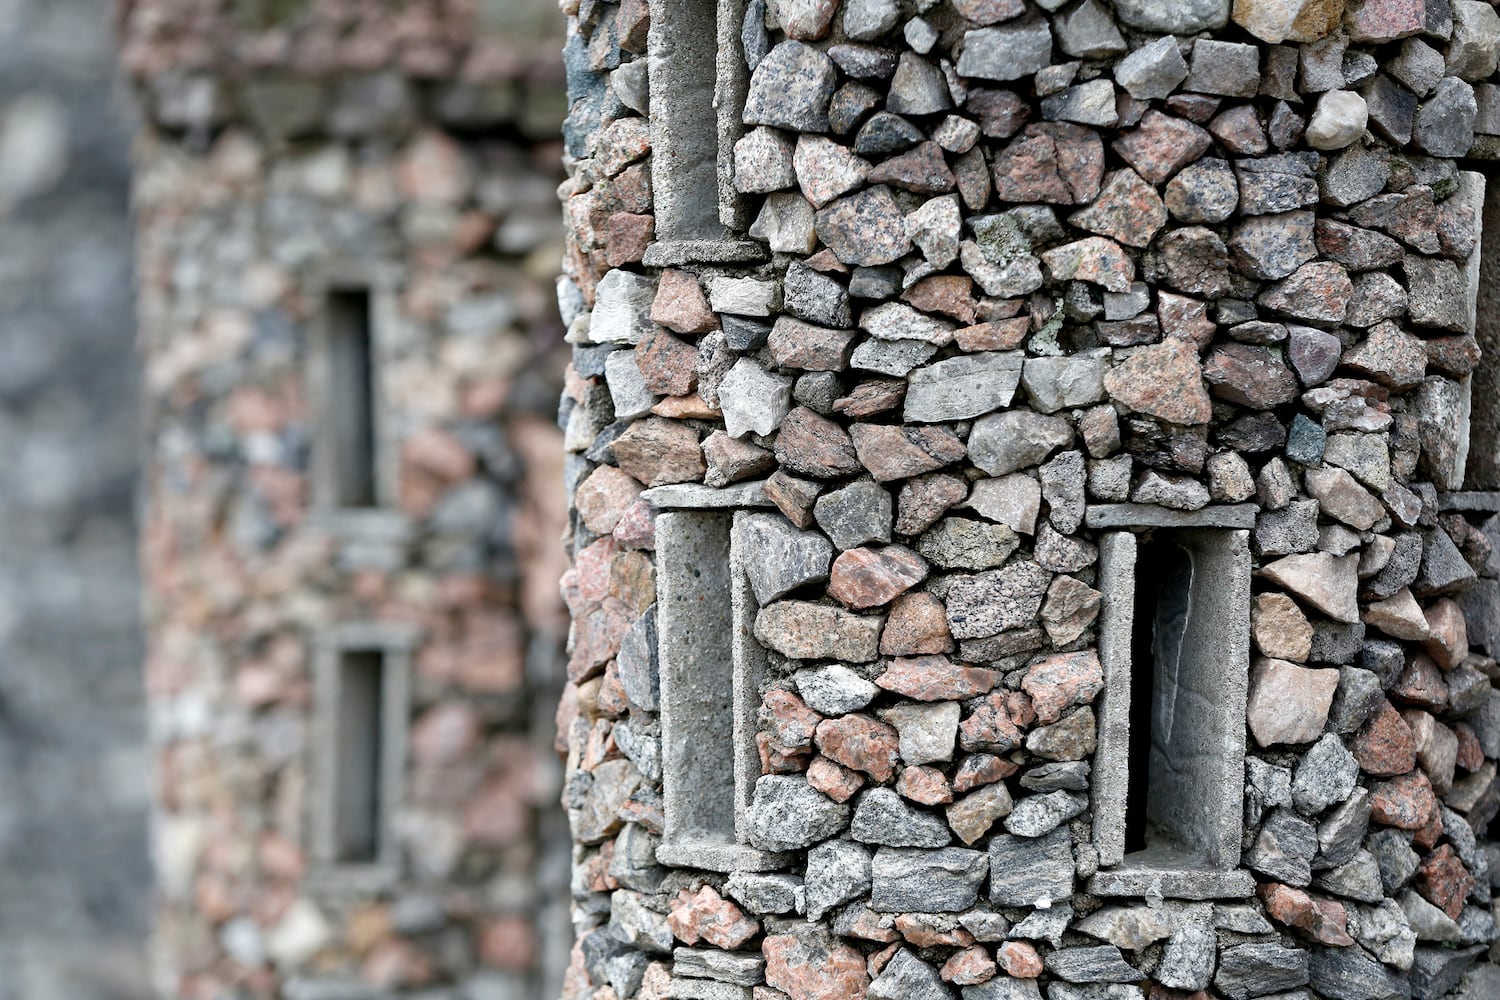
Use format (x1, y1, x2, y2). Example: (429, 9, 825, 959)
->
(122, 1, 576, 997)
(556, 0, 1500, 999)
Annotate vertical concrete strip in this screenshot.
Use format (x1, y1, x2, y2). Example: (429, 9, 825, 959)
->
(1093, 531, 1135, 868)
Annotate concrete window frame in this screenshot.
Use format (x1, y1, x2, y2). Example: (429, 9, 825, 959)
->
(647, 482, 787, 873)
(642, 0, 769, 268)
(306, 262, 407, 534)
(1087, 509, 1256, 900)
(308, 622, 420, 892)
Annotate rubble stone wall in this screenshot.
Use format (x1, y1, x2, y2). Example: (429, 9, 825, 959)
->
(556, 1, 1500, 998)
(123, 2, 575, 996)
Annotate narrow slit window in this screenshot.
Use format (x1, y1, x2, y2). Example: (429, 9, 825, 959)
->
(653, 506, 774, 873)
(1094, 528, 1250, 882)
(1126, 535, 1200, 860)
(324, 288, 378, 508)
(647, 0, 742, 241)
(332, 649, 386, 863)
(1469, 168, 1498, 489)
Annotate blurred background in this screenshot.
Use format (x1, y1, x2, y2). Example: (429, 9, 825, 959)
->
(0, 0, 151, 996)
(0, 0, 574, 997)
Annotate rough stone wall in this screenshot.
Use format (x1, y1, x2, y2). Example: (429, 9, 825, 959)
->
(556, 1, 1500, 999)
(123, 3, 575, 996)
(0, 1, 150, 998)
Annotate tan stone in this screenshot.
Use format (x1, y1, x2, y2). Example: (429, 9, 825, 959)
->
(1252, 592, 1314, 662)
(1364, 587, 1431, 640)
(1247, 658, 1339, 747)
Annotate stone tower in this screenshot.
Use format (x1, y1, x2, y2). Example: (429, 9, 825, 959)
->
(556, 1, 1500, 998)
(120, 1, 574, 996)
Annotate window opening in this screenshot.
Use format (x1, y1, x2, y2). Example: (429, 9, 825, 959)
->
(323, 287, 378, 508)
(332, 648, 386, 863)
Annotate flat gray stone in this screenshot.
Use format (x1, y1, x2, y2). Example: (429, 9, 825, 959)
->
(1214, 943, 1309, 1000)
(1114, 0, 1228, 33)
(988, 827, 1073, 907)
(737, 513, 834, 604)
(870, 846, 988, 913)
(968, 410, 1073, 476)
(746, 775, 851, 852)
(852, 787, 951, 847)
(804, 839, 872, 920)
(814, 478, 893, 550)
(869, 949, 948, 1000)
(905, 352, 1023, 422)
(957, 19, 1053, 81)
(1044, 945, 1141, 984)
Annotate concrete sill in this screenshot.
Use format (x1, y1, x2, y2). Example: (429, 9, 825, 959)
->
(1088, 861, 1256, 900)
(306, 861, 401, 899)
(1085, 503, 1257, 530)
(310, 507, 414, 542)
(1439, 491, 1500, 512)
(643, 480, 772, 510)
(643, 240, 771, 267)
(656, 838, 788, 874)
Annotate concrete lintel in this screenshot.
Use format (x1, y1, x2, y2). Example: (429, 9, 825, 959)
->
(655, 840, 789, 874)
(315, 621, 423, 650)
(644, 480, 772, 509)
(1087, 865, 1256, 900)
(1439, 491, 1500, 511)
(730, 513, 770, 843)
(1084, 503, 1257, 529)
(643, 240, 770, 267)
(310, 508, 415, 543)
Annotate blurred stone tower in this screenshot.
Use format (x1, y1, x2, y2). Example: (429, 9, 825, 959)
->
(555, 1, 1500, 998)
(119, 1, 574, 997)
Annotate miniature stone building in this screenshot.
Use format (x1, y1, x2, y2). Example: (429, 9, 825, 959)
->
(120, 2, 575, 996)
(556, 1, 1500, 998)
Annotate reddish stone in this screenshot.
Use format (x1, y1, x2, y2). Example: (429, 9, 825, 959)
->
(897, 765, 954, 805)
(769, 317, 858, 371)
(894, 914, 974, 947)
(828, 546, 929, 609)
(1369, 771, 1439, 831)
(1202, 343, 1300, 408)
(612, 418, 706, 487)
(952, 752, 1018, 793)
(652, 393, 720, 419)
(940, 946, 997, 985)
(576, 465, 644, 534)
(868, 942, 902, 978)
(952, 0, 1027, 25)
(1021, 650, 1105, 725)
(776, 407, 862, 479)
(759, 731, 812, 773)
(1353, 700, 1418, 776)
(1103, 337, 1212, 426)
(995, 941, 1043, 978)
(876, 655, 997, 700)
(635, 329, 699, 396)
(1259, 883, 1355, 946)
(704, 431, 775, 486)
(568, 598, 634, 683)
(479, 915, 538, 971)
(669, 886, 762, 949)
(895, 473, 970, 536)
(904, 276, 979, 324)
(814, 714, 901, 782)
(1392, 654, 1449, 712)
(613, 497, 656, 549)
(1346, 0, 1424, 42)
(410, 703, 482, 765)
(967, 88, 1032, 139)
(1415, 844, 1475, 920)
(1422, 598, 1469, 670)
(954, 317, 1030, 351)
(850, 424, 967, 482)
(775, 0, 839, 38)
(1112, 112, 1213, 185)
(1068, 167, 1167, 248)
(403, 426, 476, 481)
(606, 212, 654, 266)
(1412, 809, 1445, 850)
(1427, 335, 1483, 378)
(761, 689, 822, 749)
(868, 141, 956, 194)
(1455, 722, 1483, 772)
(764, 470, 822, 529)
(958, 692, 1024, 753)
(807, 755, 865, 802)
(842, 907, 901, 943)
(834, 379, 908, 419)
(992, 123, 1105, 205)
(881, 592, 956, 656)
(763, 931, 871, 1000)
(1158, 293, 1216, 347)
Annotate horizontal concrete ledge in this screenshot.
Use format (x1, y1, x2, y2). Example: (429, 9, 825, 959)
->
(1439, 491, 1500, 512)
(1085, 504, 1258, 530)
(314, 621, 423, 650)
(310, 507, 415, 542)
(1088, 864, 1256, 900)
(656, 840, 789, 874)
(305, 861, 401, 900)
(644, 480, 773, 509)
(644, 239, 771, 267)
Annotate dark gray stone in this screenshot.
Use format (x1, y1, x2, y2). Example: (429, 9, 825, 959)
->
(988, 828, 1074, 907)
(743, 41, 838, 133)
(870, 846, 988, 913)
(852, 788, 950, 848)
(1307, 946, 1412, 1000)
(1213, 943, 1310, 1000)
